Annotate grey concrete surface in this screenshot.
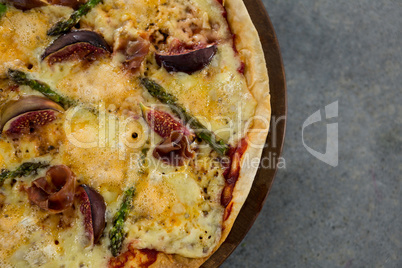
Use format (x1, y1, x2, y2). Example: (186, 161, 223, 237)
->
(222, 0, 401, 267)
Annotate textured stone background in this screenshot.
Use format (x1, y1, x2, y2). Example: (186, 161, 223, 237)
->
(222, 0, 401, 267)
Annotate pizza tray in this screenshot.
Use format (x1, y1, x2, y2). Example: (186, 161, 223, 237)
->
(201, 0, 287, 266)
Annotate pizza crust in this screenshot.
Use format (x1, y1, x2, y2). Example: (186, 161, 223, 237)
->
(148, 0, 271, 266)
(220, 0, 271, 243)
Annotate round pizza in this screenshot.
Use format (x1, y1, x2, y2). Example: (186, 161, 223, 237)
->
(0, 0, 270, 267)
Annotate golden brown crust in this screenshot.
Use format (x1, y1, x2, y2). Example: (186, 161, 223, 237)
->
(148, 0, 271, 266)
(219, 0, 271, 245)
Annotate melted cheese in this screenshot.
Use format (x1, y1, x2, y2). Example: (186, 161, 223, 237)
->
(125, 156, 225, 257)
(0, 6, 72, 76)
(0, 0, 257, 265)
(150, 43, 256, 143)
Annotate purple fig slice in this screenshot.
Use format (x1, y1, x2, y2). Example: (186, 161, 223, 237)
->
(78, 184, 106, 245)
(50, 0, 87, 9)
(7, 0, 48, 10)
(0, 96, 64, 134)
(42, 31, 111, 64)
(155, 44, 217, 74)
(3, 110, 58, 135)
(140, 103, 194, 139)
(7, 0, 87, 10)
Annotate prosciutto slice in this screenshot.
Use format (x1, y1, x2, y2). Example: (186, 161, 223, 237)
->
(115, 35, 150, 71)
(27, 165, 76, 213)
(153, 131, 195, 166)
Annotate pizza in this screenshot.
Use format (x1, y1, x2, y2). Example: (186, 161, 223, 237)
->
(0, 0, 270, 267)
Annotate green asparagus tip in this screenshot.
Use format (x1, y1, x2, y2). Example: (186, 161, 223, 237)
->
(7, 69, 74, 109)
(109, 187, 135, 257)
(7, 69, 28, 85)
(140, 78, 230, 155)
(0, 4, 7, 17)
(0, 162, 49, 187)
(47, 0, 103, 36)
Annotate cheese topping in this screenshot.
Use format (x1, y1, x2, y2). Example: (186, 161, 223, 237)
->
(0, 0, 257, 266)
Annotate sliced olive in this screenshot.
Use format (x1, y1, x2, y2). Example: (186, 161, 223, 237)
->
(42, 31, 111, 64)
(155, 44, 217, 74)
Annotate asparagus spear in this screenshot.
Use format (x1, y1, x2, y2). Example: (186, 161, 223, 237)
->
(47, 0, 103, 36)
(7, 69, 74, 109)
(140, 78, 230, 155)
(0, 162, 49, 186)
(0, 4, 6, 17)
(109, 187, 135, 257)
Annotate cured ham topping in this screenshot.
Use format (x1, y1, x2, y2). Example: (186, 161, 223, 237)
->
(27, 165, 76, 213)
(140, 104, 195, 165)
(153, 131, 195, 166)
(42, 31, 111, 64)
(114, 35, 150, 71)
